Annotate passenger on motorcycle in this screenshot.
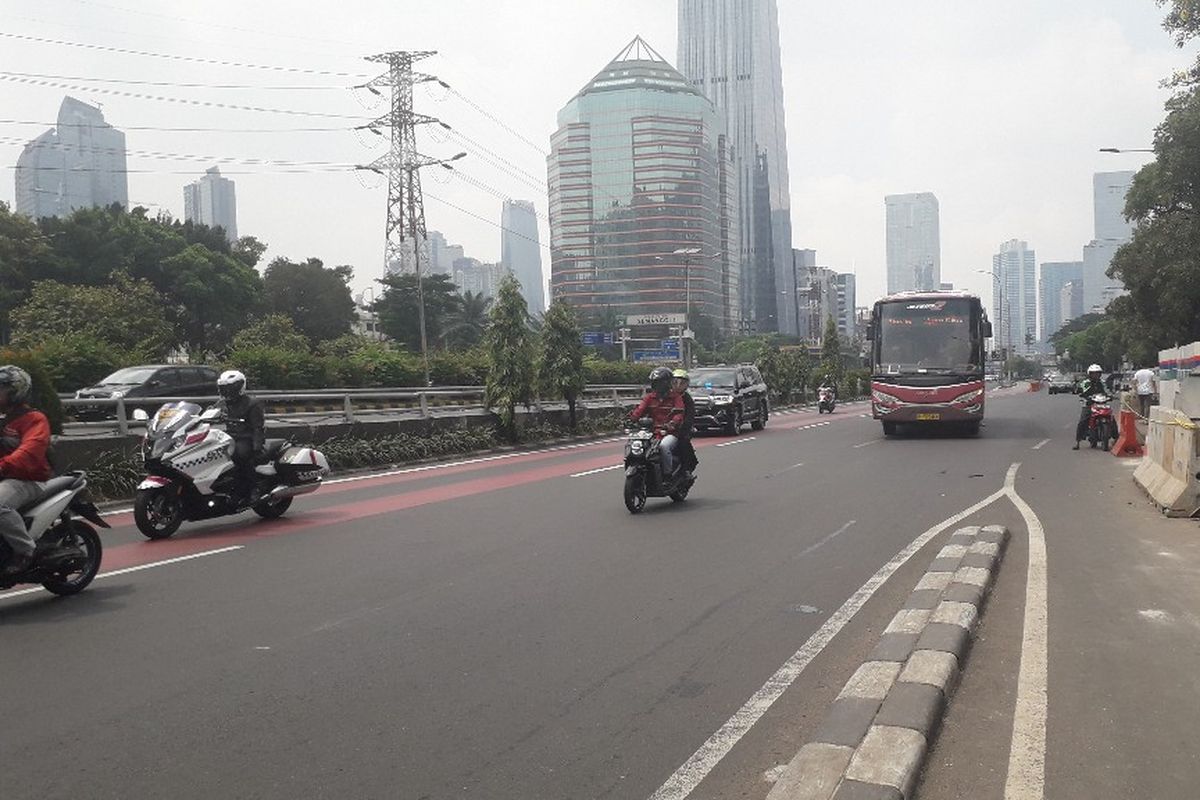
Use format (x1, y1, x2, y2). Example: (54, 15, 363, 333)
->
(1072, 364, 1107, 450)
(819, 374, 838, 400)
(0, 365, 53, 576)
(629, 367, 686, 480)
(216, 370, 265, 504)
(672, 368, 699, 477)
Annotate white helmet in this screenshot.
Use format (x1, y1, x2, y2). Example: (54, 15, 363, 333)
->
(217, 369, 247, 400)
(1087, 364, 1102, 375)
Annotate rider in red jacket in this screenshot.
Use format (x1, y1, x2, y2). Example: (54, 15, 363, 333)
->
(629, 367, 686, 478)
(0, 365, 53, 575)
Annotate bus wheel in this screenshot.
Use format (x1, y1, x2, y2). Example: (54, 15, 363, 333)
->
(882, 421, 897, 436)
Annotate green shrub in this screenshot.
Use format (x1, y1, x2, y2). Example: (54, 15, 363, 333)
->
(231, 314, 311, 354)
(83, 448, 143, 501)
(226, 346, 332, 390)
(0, 349, 63, 433)
(430, 348, 490, 385)
(583, 356, 649, 386)
(319, 426, 498, 470)
(32, 333, 126, 392)
(350, 345, 422, 387)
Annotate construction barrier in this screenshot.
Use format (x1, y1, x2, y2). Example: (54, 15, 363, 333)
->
(1029, 381, 1042, 392)
(1133, 406, 1200, 517)
(1112, 393, 1144, 458)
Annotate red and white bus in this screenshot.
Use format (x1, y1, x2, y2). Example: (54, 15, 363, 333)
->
(866, 291, 993, 436)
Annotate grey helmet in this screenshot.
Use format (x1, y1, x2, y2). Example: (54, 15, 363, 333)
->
(0, 365, 33, 405)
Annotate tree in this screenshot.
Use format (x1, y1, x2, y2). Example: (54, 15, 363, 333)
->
(231, 314, 311, 354)
(263, 257, 357, 345)
(10, 274, 175, 361)
(484, 274, 534, 440)
(819, 316, 843, 382)
(160, 244, 263, 357)
(538, 301, 586, 430)
(231, 236, 268, 269)
(374, 272, 462, 352)
(442, 290, 492, 350)
(0, 203, 56, 342)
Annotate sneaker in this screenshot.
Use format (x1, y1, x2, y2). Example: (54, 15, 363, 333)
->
(1072, 442, 1080, 450)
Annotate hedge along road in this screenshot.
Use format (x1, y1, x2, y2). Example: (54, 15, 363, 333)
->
(2, 392, 1048, 800)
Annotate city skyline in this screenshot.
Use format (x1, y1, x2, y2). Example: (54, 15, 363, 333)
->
(885, 192, 941, 295)
(183, 166, 238, 243)
(993, 239, 1038, 357)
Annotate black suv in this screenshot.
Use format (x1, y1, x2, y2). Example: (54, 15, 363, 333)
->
(74, 365, 220, 419)
(687, 365, 769, 435)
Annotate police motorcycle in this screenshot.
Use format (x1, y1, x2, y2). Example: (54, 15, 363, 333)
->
(622, 418, 696, 514)
(0, 472, 109, 595)
(818, 386, 837, 414)
(132, 401, 330, 539)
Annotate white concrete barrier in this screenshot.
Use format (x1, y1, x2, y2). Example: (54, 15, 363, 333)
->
(1133, 406, 1200, 517)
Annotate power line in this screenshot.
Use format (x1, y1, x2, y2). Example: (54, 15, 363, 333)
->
(0, 75, 370, 119)
(4, 164, 353, 174)
(445, 128, 546, 189)
(0, 70, 349, 91)
(0, 118, 350, 133)
(425, 192, 550, 253)
(1, 136, 357, 168)
(0, 31, 371, 77)
(441, 84, 549, 157)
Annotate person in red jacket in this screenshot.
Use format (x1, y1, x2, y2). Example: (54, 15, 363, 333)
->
(629, 366, 686, 479)
(0, 365, 53, 576)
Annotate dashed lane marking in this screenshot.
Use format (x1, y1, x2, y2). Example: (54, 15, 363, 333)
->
(852, 439, 881, 449)
(1032, 438, 1050, 450)
(570, 464, 623, 478)
(715, 436, 758, 448)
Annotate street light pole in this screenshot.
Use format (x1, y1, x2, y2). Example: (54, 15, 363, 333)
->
(978, 268, 1007, 379)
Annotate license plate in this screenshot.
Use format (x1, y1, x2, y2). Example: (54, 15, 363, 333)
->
(916, 413, 941, 421)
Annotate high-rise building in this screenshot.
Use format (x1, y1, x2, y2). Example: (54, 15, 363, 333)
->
(1060, 280, 1083, 328)
(500, 200, 545, 315)
(183, 166, 238, 242)
(547, 37, 741, 331)
(1082, 170, 1135, 312)
(1038, 260, 1083, 343)
(15, 96, 128, 219)
(835, 273, 856, 342)
(428, 231, 464, 276)
(452, 257, 508, 300)
(993, 239, 1037, 356)
(678, 0, 792, 334)
(885, 193, 941, 294)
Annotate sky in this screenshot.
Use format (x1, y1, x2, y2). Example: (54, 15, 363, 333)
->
(0, 0, 1191, 311)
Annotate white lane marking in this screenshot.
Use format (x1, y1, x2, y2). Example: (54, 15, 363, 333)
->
(796, 520, 857, 559)
(0, 545, 245, 602)
(779, 462, 805, 474)
(570, 464, 623, 478)
(648, 488, 1007, 800)
(715, 437, 757, 448)
(1032, 438, 1050, 450)
(852, 439, 880, 449)
(96, 437, 630, 517)
(1003, 462, 1048, 800)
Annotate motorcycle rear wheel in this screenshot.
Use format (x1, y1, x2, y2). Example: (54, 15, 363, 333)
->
(41, 521, 103, 596)
(624, 475, 646, 514)
(134, 489, 184, 540)
(253, 496, 293, 519)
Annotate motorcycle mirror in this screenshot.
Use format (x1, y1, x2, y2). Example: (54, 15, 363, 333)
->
(132, 409, 150, 421)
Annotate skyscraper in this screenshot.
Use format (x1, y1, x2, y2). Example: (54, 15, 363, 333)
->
(1082, 170, 1135, 312)
(500, 200, 545, 315)
(1038, 260, 1083, 344)
(15, 96, 128, 219)
(885, 193, 941, 294)
(547, 37, 740, 331)
(993, 240, 1037, 356)
(183, 166, 238, 242)
(678, 0, 792, 334)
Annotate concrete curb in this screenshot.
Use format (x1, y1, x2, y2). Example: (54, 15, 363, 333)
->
(766, 525, 1010, 800)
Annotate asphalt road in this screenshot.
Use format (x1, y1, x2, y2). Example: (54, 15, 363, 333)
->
(2, 387, 1156, 799)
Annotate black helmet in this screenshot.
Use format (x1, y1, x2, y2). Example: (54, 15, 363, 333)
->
(648, 366, 673, 393)
(0, 365, 32, 406)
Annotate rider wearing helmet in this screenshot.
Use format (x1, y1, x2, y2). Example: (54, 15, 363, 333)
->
(672, 368, 698, 477)
(216, 369, 265, 504)
(629, 366, 686, 479)
(0, 365, 53, 576)
(1073, 364, 1107, 450)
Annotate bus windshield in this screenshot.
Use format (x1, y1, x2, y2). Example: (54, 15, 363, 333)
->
(877, 298, 978, 375)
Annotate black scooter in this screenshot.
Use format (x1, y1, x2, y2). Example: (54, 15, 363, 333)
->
(622, 419, 696, 514)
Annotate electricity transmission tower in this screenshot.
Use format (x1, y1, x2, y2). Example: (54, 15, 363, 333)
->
(357, 50, 464, 386)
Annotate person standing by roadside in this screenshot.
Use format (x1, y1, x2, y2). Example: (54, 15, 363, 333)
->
(1133, 365, 1158, 419)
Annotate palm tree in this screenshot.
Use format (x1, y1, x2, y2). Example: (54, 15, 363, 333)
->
(442, 290, 491, 349)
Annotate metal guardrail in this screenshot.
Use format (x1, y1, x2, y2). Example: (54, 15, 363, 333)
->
(58, 385, 646, 437)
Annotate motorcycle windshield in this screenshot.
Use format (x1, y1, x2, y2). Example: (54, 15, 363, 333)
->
(148, 401, 201, 437)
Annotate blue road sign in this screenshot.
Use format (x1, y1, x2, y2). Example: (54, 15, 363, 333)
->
(633, 350, 679, 363)
(661, 339, 680, 353)
(581, 332, 604, 346)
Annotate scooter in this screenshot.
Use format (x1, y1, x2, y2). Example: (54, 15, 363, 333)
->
(818, 387, 836, 414)
(1085, 393, 1117, 450)
(133, 401, 330, 540)
(622, 419, 696, 514)
(0, 471, 108, 595)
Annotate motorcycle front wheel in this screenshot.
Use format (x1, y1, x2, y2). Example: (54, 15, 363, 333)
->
(624, 475, 647, 514)
(134, 489, 185, 540)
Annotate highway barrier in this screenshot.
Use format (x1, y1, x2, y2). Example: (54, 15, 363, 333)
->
(1111, 395, 1144, 458)
(1133, 406, 1200, 517)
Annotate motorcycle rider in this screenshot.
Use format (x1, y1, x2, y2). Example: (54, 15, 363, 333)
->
(818, 373, 838, 404)
(672, 368, 699, 478)
(215, 369, 265, 505)
(0, 365, 53, 576)
(1072, 363, 1107, 450)
(629, 366, 686, 481)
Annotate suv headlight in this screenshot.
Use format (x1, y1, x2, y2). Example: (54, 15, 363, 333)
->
(110, 389, 128, 398)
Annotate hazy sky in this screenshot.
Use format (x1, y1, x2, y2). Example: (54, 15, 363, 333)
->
(0, 0, 1190, 309)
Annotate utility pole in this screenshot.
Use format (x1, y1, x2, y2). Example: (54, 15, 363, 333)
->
(357, 50, 465, 386)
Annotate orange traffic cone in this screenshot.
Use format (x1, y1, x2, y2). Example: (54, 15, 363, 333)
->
(1112, 408, 1143, 457)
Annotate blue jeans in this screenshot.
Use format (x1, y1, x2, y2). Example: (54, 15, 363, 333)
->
(0, 479, 44, 559)
(659, 434, 679, 477)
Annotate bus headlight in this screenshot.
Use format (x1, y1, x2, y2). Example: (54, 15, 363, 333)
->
(872, 390, 900, 406)
(951, 389, 984, 405)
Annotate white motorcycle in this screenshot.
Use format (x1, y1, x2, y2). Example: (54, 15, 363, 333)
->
(0, 471, 109, 595)
(133, 401, 330, 540)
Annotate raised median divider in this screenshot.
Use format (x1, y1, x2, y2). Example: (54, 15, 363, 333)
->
(1133, 406, 1200, 517)
(767, 525, 1009, 800)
